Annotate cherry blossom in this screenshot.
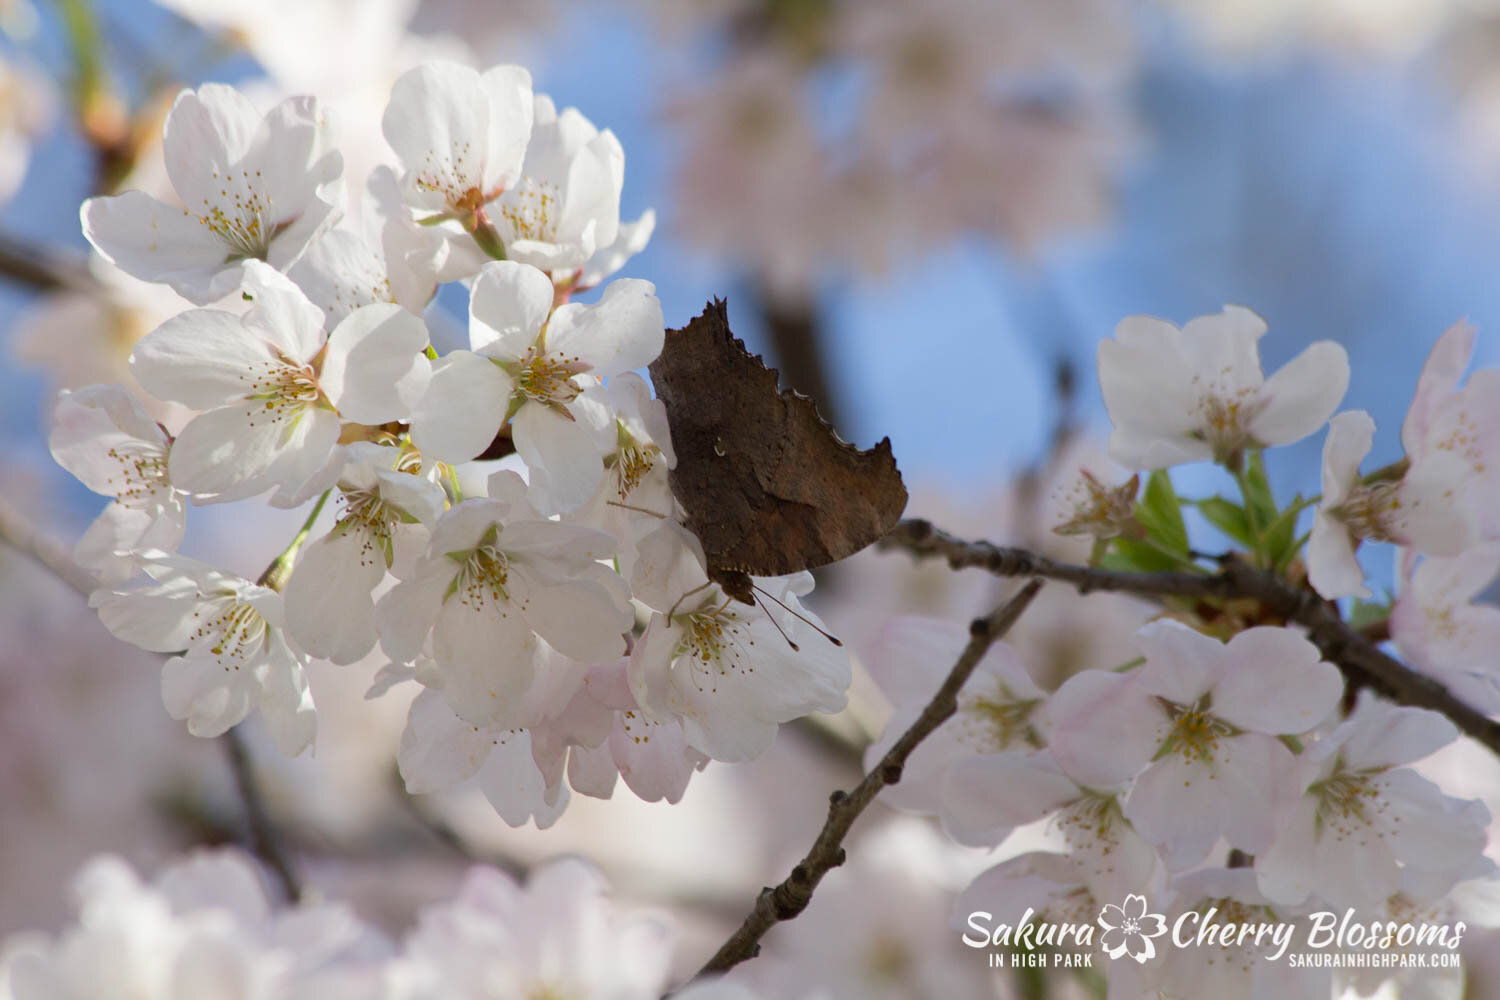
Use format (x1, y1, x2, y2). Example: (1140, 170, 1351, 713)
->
(1097, 305, 1349, 468)
(282, 443, 447, 665)
(81, 83, 344, 305)
(490, 95, 628, 281)
(48, 384, 185, 584)
(1256, 695, 1491, 909)
(0, 851, 386, 1000)
(1047, 620, 1342, 869)
(89, 552, 317, 755)
(1401, 319, 1500, 538)
(863, 616, 1047, 820)
(130, 262, 430, 503)
(628, 522, 850, 762)
(375, 471, 631, 729)
(381, 60, 534, 282)
(386, 860, 675, 1000)
(410, 259, 663, 511)
(1308, 410, 1474, 600)
(1390, 546, 1500, 712)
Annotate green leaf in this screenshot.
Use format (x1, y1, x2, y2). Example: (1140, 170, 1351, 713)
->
(1197, 497, 1253, 547)
(1347, 596, 1393, 631)
(1135, 470, 1189, 556)
(1261, 495, 1303, 571)
(1099, 537, 1181, 574)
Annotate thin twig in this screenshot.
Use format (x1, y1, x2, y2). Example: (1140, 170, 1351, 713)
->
(0, 493, 99, 595)
(222, 729, 302, 902)
(694, 579, 1045, 977)
(0, 230, 96, 292)
(879, 518, 1500, 758)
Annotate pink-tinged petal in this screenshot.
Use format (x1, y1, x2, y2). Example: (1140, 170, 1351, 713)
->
(1212, 627, 1341, 734)
(565, 742, 620, 799)
(397, 689, 491, 792)
(627, 614, 677, 718)
(374, 565, 449, 665)
(609, 714, 701, 804)
(162, 83, 262, 207)
(476, 730, 570, 829)
(1413, 545, 1500, 607)
(409, 350, 511, 464)
(283, 528, 385, 665)
(1403, 320, 1476, 457)
(1043, 669, 1160, 787)
(1319, 410, 1373, 507)
(1123, 754, 1228, 870)
(544, 278, 664, 377)
(1097, 317, 1202, 468)
(1134, 619, 1220, 703)
(1307, 509, 1370, 600)
(940, 751, 1078, 847)
(468, 260, 553, 358)
(239, 261, 328, 363)
(256, 635, 315, 756)
(1250, 340, 1349, 447)
(511, 401, 607, 514)
(321, 303, 431, 424)
(160, 653, 255, 738)
(1391, 453, 1475, 556)
(432, 594, 539, 724)
(80, 191, 232, 303)
(1375, 768, 1488, 870)
(1209, 733, 1298, 855)
(1306, 811, 1401, 910)
(131, 309, 280, 410)
(1255, 797, 1321, 906)
(1339, 703, 1458, 770)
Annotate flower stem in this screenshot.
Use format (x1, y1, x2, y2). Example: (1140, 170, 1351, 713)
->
(257, 489, 332, 592)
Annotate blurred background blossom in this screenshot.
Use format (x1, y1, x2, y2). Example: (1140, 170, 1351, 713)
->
(6, 0, 1500, 995)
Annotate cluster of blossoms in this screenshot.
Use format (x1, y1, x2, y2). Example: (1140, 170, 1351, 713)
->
(53, 60, 850, 826)
(0, 849, 759, 1000)
(863, 307, 1500, 996)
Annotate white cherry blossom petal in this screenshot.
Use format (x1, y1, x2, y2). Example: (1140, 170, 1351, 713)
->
(409, 350, 512, 464)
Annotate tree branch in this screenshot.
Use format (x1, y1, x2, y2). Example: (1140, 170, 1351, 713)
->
(694, 579, 1044, 978)
(0, 230, 97, 292)
(879, 518, 1500, 757)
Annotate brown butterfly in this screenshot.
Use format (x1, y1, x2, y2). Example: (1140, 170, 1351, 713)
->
(647, 299, 908, 606)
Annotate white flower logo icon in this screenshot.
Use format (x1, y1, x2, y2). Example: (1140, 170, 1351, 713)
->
(1097, 894, 1168, 963)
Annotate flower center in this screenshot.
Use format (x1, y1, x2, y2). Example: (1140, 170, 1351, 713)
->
(515, 347, 586, 407)
(958, 687, 1042, 751)
(497, 178, 561, 244)
(1329, 481, 1403, 543)
(606, 425, 656, 499)
(451, 531, 514, 609)
(1310, 769, 1383, 837)
(1192, 391, 1268, 463)
(103, 441, 171, 508)
(333, 487, 401, 569)
(196, 167, 286, 260)
(672, 598, 751, 692)
(1156, 696, 1235, 766)
(190, 594, 269, 667)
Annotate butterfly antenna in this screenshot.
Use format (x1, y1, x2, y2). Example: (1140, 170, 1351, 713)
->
(605, 500, 670, 519)
(667, 580, 712, 620)
(751, 583, 842, 648)
(752, 590, 800, 652)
